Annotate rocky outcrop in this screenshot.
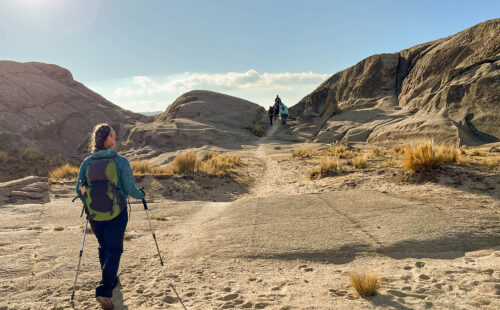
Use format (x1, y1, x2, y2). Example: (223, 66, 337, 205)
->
(290, 19, 500, 145)
(0, 61, 150, 157)
(0, 176, 49, 204)
(120, 90, 267, 159)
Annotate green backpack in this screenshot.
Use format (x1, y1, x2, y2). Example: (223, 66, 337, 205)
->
(84, 157, 126, 221)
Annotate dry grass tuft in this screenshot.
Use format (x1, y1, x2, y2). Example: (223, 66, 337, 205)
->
(131, 161, 154, 175)
(391, 145, 405, 156)
(202, 153, 241, 175)
(49, 164, 79, 181)
(123, 233, 132, 241)
(352, 156, 368, 169)
(307, 156, 338, 179)
(370, 147, 384, 156)
(247, 123, 266, 137)
(202, 151, 219, 161)
(481, 157, 500, 169)
(402, 142, 443, 172)
(155, 216, 168, 221)
(349, 272, 380, 297)
(380, 159, 400, 168)
(0, 151, 8, 163)
(172, 152, 201, 174)
(53, 226, 64, 231)
(292, 148, 315, 158)
(437, 145, 461, 164)
(320, 156, 338, 172)
(20, 148, 44, 161)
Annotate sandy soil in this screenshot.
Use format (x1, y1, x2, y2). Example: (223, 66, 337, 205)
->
(0, 125, 499, 309)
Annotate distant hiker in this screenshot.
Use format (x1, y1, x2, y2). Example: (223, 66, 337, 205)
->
(75, 123, 145, 310)
(273, 102, 280, 120)
(268, 106, 274, 126)
(275, 95, 282, 105)
(280, 104, 289, 126)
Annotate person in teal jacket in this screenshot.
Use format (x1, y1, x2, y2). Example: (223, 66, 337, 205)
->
(75, 123, 144, 309)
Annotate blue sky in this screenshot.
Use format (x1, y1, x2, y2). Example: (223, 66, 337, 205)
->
(1, 0, 498, 112)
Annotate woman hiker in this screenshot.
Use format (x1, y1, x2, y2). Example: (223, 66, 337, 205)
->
(280, 103, 289, 126)
(268, 105, 274, 126)
(75, 123, 145, 309)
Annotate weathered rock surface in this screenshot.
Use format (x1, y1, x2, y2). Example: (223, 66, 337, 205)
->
(290, 19, 500, 145)
(0, 176, 49, 204)
(0, 61, 150, 157)
(120, 90, 267, 160)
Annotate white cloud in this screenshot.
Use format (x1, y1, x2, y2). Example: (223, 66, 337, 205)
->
(110, 70, 329, 111)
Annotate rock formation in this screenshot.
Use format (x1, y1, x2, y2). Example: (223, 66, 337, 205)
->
(0, 61, 149, 157)
(120, 90, 267, 160)
(290, 19, 500, 145)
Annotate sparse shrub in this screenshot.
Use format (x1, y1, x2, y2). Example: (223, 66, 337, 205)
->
(20, 148, 44, 161)
(131, 161, 154, 175)
(49, 164, 79, 181)
(0, 151, 8, 163)
(471, 150, 481, 156)
(292, 148, 315, 158)
(247, 123, 266, 137)
(370, 147, 383, 156)
(307, 156, 338, 179)
(349, 272, 379, 297)
(320, 156, 338, 172)
(481, 157, 500, 169)
(155, 216, 168, 221)
(53, 226, 64, 231)
(380, 159, 400, 168)
(352, 156, 368, 169)
(402, 142, 442, 172)
(172, 152, 201, 174)
(202, 151, 219, 161)
(124, 232, 132, 241)
(391, 145, 404, 155)
(437, 145, 460, 164)
(202, 154, 241, 175)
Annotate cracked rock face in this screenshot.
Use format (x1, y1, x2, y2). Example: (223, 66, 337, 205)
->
(290, 19, 500, 146)
(0, 61, 149, 157)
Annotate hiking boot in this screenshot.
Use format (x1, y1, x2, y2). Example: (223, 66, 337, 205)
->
(96, 296, 114, 310)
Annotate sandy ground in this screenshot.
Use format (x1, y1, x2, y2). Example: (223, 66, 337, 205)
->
(0, 125, 499, 309)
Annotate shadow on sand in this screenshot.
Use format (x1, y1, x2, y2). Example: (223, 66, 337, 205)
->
(112, 282, 129, 310)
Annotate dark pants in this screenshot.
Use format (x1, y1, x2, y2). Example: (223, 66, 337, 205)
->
(269, 116, 273, 126)
(281, 114, 287, 125)
(89, 208, 128, 298)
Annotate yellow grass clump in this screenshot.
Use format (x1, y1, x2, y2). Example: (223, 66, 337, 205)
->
(481, 157, 500, 169)
(202, 154, 241, 175)
(349, 272, 380, 297)
(172, 152, 201, 174)
(391, 145, 405, 156)
(130, 161, 154, 175)
(320, 156, 338, 172)
(352, 156, 368, 169)
(0, 151, 8, 163)
(370, 147, 384, 156)
(292, 148, 315, 158)
(307, 156, 338, 179)
(380, 159, 400, 168)
(437, 145, 461, 164)
(402, 142, 443, 172)
(49, 164, 79, 181)
(20, 148, 44, 161)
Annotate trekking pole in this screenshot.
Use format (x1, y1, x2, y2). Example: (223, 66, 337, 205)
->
(71, 216, 89, 302)
(140, 194, 164, 266)
(139, 190, 187, 309)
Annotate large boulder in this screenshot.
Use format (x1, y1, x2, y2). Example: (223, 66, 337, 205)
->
(0, 61, 150, 157)
(120, 90, 267, 159)
(290, 19, 500, 146)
